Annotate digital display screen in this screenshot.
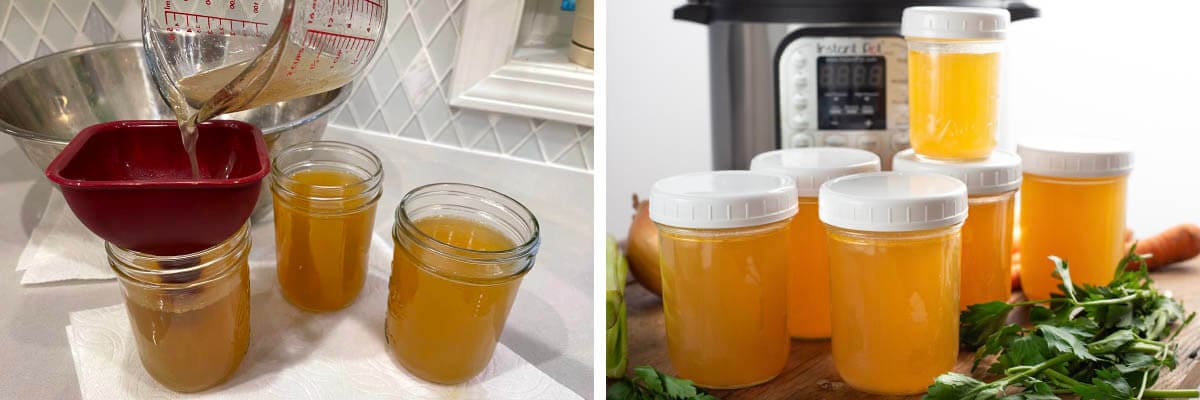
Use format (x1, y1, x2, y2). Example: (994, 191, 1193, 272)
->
(817, 56, 886, 130)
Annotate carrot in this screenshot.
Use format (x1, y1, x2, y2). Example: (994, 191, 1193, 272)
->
(1126, 224, 1200, 271)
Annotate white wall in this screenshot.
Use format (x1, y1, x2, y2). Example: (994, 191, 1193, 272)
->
(605, 0, 710, 238)
(607, 0, 1200, 239)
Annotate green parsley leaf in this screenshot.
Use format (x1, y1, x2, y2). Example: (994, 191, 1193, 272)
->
(1038, 325, 1098, 361)
(661, 373, 699, 399)
(923, 373, 987, 400)
(962, 301, 1016, 348)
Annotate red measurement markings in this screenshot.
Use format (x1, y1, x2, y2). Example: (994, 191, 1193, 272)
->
(305, 29, 376, 65)
(307, 0, 384, 33)
(164, 10, 267, 38)
(286, 29, 376, 76)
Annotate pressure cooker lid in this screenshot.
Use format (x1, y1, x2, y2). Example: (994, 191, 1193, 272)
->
(674, 0, 1039, 24)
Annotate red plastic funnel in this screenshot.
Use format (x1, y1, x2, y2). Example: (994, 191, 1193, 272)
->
(45, 120, 269, 256)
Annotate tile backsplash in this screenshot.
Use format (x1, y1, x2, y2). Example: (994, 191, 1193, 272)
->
(0, 0, 593, 171)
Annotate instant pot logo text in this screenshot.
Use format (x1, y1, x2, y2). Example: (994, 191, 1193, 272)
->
(816, 42, 883, 55)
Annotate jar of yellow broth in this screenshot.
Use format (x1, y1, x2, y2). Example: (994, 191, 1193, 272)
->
(749, 148, 880, 339)
(1017, 138, 1133, 300)
(389, 183, 540, 384)
(902, 6, 1009, 160)
(271, 141, 383, 312)
(107, 222, 251, 393)
(893, 149, 1021, 309)
(650, 171, 798, 389)
(820, 172, 967, 395)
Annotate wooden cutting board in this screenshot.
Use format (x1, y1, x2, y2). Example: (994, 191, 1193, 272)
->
(620, 257, 1200, 399)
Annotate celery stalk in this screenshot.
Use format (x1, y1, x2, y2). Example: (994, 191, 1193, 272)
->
(606, 235, 629, 377)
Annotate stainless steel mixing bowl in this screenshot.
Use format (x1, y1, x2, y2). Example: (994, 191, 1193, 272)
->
(0, 40, 349, 217)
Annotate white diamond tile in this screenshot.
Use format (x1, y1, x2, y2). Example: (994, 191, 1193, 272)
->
(511, 134, 544, 162)
(81, 4, 113, 42)
(41, 5, 74, 51)
(0, 0, 10, 28)
(580, 129, 593, 169)
(112, 0, 138, 40)
(13, 0, 49, 26)
(0, 43, 18, 71)
(554, 143, 587, 169)
(472, 129, 502, 154)
(432, 123, 461, 147)
(366, 49, 399, 103)
(366, 111, 388, 133)
(380, 84, 414, 132)
(384, 0, 408, 38)
(417, 90, 452, 136)
(4, 8, 37, 58)
(412, 0, 447, 42)
(450, 0, 465, 33)
(34, 39, 51, 57)
(347, 81, 380, 120)
(535, 121, 579, 160)
(453, 110, 491, 146)
(401, 51, 437, 106)
(388, 16, 422, 70)
(332, 107, 358, 128)
(494, 116, 533, 153)
(400, 119, 425, 139)
(427, 20, 457, 79)
(56, 0, 89, 27)
(94, 0, 126, 20)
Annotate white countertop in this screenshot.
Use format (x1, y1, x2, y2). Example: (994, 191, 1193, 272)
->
(0, 126, 595, 399)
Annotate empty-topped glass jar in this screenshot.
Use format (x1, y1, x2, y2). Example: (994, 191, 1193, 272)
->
(108, 222, 252, 393)
(388, 183, 540, 384)
(271, 141, 383, 312)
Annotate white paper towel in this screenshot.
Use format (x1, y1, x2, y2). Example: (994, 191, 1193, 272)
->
(15, 193, 113, 284)
(65, 222, 581, 400)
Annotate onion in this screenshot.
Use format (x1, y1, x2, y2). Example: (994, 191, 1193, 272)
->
(626, 194, 663, 296)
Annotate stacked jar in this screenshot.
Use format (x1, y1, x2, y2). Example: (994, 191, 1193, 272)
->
(749, 148, 881, 339)
(903, 6, 1009, 161)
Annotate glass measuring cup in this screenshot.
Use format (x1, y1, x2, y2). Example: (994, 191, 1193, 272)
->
(142, 0, 387, 125)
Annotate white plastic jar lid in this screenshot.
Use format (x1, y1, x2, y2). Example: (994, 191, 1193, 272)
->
(749, 148, 881, 197)
(1017, 137, 1134, 178)
(901, 6, 1010, 40)
(650, 171, 799, 229)
(892, 149, 1022, 196)
(819, 172, 968, 232)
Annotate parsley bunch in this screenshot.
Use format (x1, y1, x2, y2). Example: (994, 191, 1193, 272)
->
(926, 247, 1198, 399)
(608, 366, 718, 400)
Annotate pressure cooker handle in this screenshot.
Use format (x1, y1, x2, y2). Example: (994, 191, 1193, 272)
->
(673, 2, 711, 24)
(1007, 1, 1041, 21)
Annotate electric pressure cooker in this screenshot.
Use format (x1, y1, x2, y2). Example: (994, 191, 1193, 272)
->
(675, 0, 1039, 169)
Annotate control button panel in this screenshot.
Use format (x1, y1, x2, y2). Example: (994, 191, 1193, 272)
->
(778, 35, 908, 168)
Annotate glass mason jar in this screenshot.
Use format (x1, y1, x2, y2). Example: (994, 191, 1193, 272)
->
(893, 149, 1021, 309)
(107, 222, 252, 393)
(1017, 138, 1133, 300)
(389, 183, 540, 384)
(902, 7, 1010, 161)
(820, 172, 967, 395)
(750, 148, 881, 339)
(650, 171, 798, 389)
(271, 141, 383, 312)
